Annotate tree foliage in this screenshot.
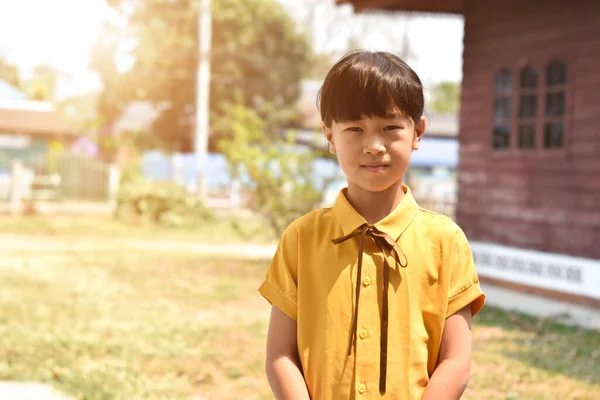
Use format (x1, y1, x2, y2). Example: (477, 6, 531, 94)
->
(217, 102, 338, 237)
(26, 64, 59, 101)
(429, 81, 461, 114)
(92, 0, 312, 152)
(57, 92, 101, 131)
(0, 59, 22, 89)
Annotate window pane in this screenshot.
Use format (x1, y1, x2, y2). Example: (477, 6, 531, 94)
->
(494, 97, 511, 122)
(520, 66, 539, 89)
(519, 94, 538, 118)
(544, 122, 564, 148)
(495, 70, 513, 94)
(493, 70, 513, 150)
(546, 91, 565, 117)
(518, 125, 536, 149)
(547, 62, 567, 86)
(493, 125, 510, 149)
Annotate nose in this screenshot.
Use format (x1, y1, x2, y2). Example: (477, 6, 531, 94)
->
(363, 132, 386, 155)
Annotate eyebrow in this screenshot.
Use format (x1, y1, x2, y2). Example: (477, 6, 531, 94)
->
(383, 112, 409, 120)
(335, 112, 411, 125)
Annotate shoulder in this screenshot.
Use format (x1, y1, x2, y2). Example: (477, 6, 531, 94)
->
(280, 206, 336, 242)
(412, 209, 475, 277)
(413, 207, 467, 245)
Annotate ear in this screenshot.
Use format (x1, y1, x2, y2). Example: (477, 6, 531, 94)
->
(322, 122, 336, 154)
(412, 116, 427, 151)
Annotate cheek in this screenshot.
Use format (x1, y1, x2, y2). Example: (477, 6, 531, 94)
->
(391, 133, 416, 150)
(334, 138, 358, 155)
(335, 147, 353, 166)
(388, 140, 416, 161)
(333, 142, 359, 168)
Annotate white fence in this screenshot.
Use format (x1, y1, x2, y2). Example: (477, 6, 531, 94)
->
(0, 154, 119, 215)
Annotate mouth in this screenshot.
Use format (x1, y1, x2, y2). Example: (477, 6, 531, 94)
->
(361, 164, 389, 173)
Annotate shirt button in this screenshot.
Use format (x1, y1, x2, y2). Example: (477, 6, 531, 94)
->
(358, 383, 367, 394)
(359, 329, 368, 339)
(362, 276, 371, 287)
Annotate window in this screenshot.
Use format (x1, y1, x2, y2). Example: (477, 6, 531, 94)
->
(491, 61, 568, 152)
(544, 61, 566, 148)
(517, 66, 539, 149)
(492, 70, 513, 149)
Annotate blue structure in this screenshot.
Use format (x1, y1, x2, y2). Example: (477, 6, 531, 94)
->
(141, 150, 342, 191)
(141, 151, 232, 189)
(0, 80, 26, 101)
(410, 137, 458, 168)
(141, 136, 457, 195)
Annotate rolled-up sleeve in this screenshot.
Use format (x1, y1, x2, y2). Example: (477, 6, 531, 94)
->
(258, 225, 299, 320)
(446, 228, 486, 318)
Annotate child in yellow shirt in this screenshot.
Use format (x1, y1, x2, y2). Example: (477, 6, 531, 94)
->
(259, 50, 486, 399)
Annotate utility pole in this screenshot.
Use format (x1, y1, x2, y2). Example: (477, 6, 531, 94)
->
(195, 0, 212, 200)
(398, 15, 416, 62)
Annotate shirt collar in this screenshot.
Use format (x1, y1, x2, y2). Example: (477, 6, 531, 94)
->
(332, 185, 419, 241)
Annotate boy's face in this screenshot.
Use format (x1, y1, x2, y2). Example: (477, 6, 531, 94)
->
(323, 113, 425, 195)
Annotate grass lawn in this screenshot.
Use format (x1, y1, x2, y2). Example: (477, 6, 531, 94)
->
(0, 213, 276, 244)
(0, 224, 599, 399)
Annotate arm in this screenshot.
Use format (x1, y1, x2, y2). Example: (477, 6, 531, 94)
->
(265, 305, 311, 400)
(422, 305, 473, 400)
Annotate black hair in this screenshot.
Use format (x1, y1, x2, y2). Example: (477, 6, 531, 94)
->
(317, 50, 424, 128)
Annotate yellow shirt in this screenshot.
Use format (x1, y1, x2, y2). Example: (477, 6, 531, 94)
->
(259, 186, 486, 399)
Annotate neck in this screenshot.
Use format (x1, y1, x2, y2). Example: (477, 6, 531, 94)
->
(346, 180, 406, 225)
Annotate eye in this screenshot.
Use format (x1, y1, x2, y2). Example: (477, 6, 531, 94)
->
(346, 127, 363, 132)
(383, 125, 402, 131)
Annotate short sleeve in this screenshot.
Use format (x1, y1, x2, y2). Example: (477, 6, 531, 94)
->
(258, 225, 299, 320)
(446, 227, 486, 318)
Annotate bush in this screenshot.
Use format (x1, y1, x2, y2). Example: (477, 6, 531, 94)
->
(217, 103, 337, 238)
(115, 179, 214, 227)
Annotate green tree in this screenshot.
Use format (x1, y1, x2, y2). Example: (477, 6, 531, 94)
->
(57, 91, 100, 131)
(0, 59, 21, 89)
(306, 52, 336, 80)
(217, 102, 338, 237)
(92, 0, 312, 152)
(429, 81, 461, 114)
(26, 64, 59, 101)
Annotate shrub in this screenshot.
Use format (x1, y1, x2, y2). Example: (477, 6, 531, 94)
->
(115, 179, 213, 227)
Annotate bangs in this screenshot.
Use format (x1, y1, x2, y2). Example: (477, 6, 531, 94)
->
(318, 51, 424, 127)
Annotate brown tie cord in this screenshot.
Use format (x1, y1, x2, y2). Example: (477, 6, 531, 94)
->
(332, 225, 408, 394)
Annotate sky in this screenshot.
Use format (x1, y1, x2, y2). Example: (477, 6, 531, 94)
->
(0, 0, 464, 100)
(0, 0, 110, 99)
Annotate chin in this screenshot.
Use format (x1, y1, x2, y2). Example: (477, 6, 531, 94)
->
(353, 180, 400, 194)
